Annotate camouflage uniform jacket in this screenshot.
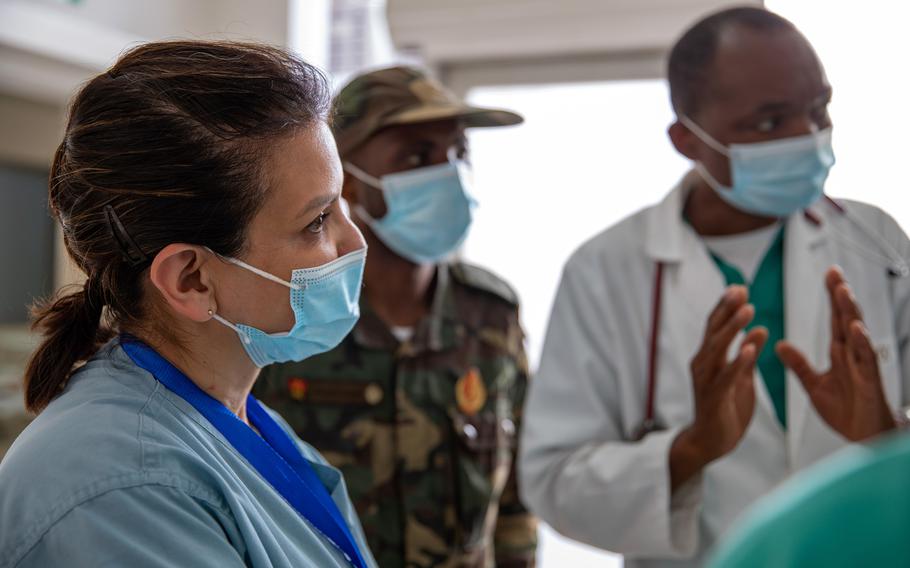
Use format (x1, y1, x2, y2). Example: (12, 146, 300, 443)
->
(254, 261, 537, 567)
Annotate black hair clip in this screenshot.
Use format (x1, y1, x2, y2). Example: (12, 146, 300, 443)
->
(104, 204, 149, 268)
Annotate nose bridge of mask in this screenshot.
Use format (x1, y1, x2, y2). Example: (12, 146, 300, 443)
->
(344, 160, 470, 219)
(382, 161, 464, 193)
(344, 159, 467, 191)
(292, 247, 368, 282)
(679, 115, 731, 157)
(728, 127, 833, 162)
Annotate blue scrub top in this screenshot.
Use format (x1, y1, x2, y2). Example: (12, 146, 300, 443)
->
(0, 339, 377, 568)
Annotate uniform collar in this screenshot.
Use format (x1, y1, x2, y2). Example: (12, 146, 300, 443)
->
(645, 169, 829, 263)
(351, 263, 460, 354)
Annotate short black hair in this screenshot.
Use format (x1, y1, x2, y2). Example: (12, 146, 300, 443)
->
(668, 7, 797, 116)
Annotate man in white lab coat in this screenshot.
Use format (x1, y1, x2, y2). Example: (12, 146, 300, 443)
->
(519, 7, 910, 567)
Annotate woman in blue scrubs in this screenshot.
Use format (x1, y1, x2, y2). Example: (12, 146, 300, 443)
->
(0, 41, 375, 568)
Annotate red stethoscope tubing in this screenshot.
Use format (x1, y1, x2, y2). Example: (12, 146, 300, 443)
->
(638, 197, 876, 437)
(643, 262, 664, 432)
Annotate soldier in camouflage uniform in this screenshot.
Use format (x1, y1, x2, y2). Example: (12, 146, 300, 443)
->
(253, 66, 536, 567)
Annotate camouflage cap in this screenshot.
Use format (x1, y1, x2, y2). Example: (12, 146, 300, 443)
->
(332, 66, 523, 156)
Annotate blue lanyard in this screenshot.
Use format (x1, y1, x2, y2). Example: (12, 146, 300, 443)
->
(120, 337, 367, 568)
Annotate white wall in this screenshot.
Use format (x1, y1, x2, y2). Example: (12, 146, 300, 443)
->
(0, 95, 63, 170)
(0, 0, 289, 104)
(766, 0, 910, 231)
(0, 0, 298, 290)
(462, 79, 692, 567)
(388, 0, 762, 64)
(14, 0, 290, 48)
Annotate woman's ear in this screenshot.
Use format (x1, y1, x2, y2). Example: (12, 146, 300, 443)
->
(149, 244, 215, 323)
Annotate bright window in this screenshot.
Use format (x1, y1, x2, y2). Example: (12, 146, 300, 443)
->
(464, 79, 688, 567)
(463, 4, 910, 566)
(766, 0, 910, 229)
(464, 80, 689, 370)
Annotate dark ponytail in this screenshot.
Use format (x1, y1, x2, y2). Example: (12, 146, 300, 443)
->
(25, 280, 112, 411)
(23, 41, 330, 413)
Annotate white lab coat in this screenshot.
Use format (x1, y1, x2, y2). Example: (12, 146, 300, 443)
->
(519, 172, 910, 568)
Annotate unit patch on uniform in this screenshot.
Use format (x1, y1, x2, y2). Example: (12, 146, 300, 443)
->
(455, 367, 486, 415)
(287, 377, 309, 401)
(287, 377, 384, 406)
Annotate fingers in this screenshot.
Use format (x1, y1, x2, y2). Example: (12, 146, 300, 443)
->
(827, 267, 870, 377)
(826, 266, 847, 344)
(697, 304, 754, 372)
(826, 265, 866, 336)
(725, 342, 758, 380)
(777, 340, 824, 392)
(743, 326, 769, 358)
(710, 327, 767, 389)
(824, 265, 846, 292)
(705, 286, 749, 337)
(693, 286, 752, 376)
(846, 320, 881, 384)
(829, 285, 862, 373)
(834, 281, 865, 328)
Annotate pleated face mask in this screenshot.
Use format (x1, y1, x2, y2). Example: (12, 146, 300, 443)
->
(344, 160, 475, 264)
(210, 248, 366, 367)
(681, 115, 835, 218)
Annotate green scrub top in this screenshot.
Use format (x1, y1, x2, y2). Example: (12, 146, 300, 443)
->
(710, 228, 787, 428)
(708, 432, 910, 567)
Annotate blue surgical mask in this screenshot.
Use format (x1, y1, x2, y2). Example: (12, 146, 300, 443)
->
(343, 160, 475, 264)
(210, 248, 366, 367)
(680, 115, 835, 218)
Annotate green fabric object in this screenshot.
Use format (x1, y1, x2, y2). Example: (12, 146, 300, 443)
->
(709, 228, 787, 428)
(708, 432, 910, 567)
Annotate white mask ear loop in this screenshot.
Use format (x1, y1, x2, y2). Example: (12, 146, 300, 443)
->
(352, 203, 379, 225)
(692, 161, 730, 192)
(221, 257, 303, 291)
(342, 164, 386, 224)
(208, 308, 252, 345)
(202, 247, 303, 346)
(204, 247, 303, 291)
(343, 162, 384, 190)
(679, 115, 731, 157)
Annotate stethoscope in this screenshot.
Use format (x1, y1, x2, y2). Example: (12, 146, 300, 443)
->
(633, 197, 910, 439)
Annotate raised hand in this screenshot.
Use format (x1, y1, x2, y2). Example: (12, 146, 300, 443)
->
(776, 266, 896, 442)
(670, 286, 768, 490)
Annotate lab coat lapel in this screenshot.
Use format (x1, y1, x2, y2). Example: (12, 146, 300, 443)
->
(645, 173, 724, 316)
(646, 174, 831, 457)
(783, 207, 829, 466)
(645, 174, 728, 422)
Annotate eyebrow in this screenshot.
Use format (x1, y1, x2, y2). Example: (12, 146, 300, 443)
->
(752, 101, 793, 114)
(296, 192, 338, 221)
(398, 134, 468, 156)
(752, 87, 833, 115)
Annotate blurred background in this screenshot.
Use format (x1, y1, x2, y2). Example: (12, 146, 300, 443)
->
(1, 0, 909, 565)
